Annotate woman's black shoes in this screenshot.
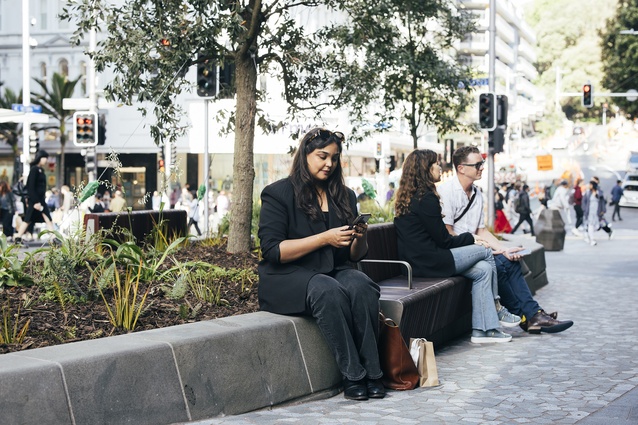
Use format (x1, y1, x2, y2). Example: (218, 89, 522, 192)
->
(366, 378, 386, 399)
(343, 378, 386, 400)
(343, 378, 368, 400)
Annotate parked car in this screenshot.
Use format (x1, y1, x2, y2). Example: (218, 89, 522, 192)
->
(619, 172, 638, 207)
(627, 151, 638, 171)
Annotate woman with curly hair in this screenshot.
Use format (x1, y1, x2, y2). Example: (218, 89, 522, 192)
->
(393, 149, 517, 343)
(258, 127, 385, 400)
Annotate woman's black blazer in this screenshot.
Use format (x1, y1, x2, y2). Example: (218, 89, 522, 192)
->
(257, 178, 359, 315)
(394, 191, 474, 278)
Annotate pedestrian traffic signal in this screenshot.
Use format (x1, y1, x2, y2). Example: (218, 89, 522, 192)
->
(197, 53, 216, 97)
(497, 94, 508, 127)
(73, 111, 98, 146)
(98, 113, 106, 146)
(85, 147, 96, 175)
(478, 93, 496, 131)
(489, 127, 505, 154)
(582, 84, 593, 108)
(29, 130, 39, 154)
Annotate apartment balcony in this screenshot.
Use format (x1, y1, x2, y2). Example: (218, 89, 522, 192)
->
(496, 15, 516, 45)
(495, 37, 516, 65)
(518, 38, 537, 64)
(516, 58, 538, 81)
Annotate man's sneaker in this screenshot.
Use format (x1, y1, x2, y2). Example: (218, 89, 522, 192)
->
(571, 228, 582, 237)
(497, 306, 521, 328)
(471, 329, 512, 344)
(609, 229, 614, 240)
(590, 240, 597, 246)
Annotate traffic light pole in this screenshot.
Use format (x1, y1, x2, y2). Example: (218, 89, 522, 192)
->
(487, 0, 496, 229)
(86, 24, 98, 182)
(203, 99, 210, 236)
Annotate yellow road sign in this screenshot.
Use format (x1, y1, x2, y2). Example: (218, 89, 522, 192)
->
(536, 154, 553, 171)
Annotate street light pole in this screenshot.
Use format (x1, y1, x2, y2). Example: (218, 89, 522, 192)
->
(21, 0, 31, 179)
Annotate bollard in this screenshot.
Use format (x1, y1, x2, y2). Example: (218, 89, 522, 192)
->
(535, 209, 565, 251)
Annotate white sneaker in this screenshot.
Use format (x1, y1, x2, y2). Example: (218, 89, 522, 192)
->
(590, 240, 597, 246)
(571, 228, 582, 237)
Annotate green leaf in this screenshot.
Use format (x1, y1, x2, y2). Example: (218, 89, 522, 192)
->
(79, 181, 100, 203)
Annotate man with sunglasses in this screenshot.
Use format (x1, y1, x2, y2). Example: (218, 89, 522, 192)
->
(438, 146, 573, 334)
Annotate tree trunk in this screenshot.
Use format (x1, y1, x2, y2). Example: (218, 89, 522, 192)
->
(226, 51, 257, 254)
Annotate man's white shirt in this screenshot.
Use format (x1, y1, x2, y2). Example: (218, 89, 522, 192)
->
(438, 176, 484, 235)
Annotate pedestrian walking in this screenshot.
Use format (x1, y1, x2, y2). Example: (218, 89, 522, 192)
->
(572, 178, 584, 236)
(187, 191, 202, 236)
(13, 150, 56, 244)
(510, 184, 535, 236)
(592, 176, 613, 239)
(0, 181, 16, 240)
(610, 179, 623, 221)
(582, 180, 605, 246)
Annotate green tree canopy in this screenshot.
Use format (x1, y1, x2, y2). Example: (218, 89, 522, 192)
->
(526, 0, 617, 121)
(314, 0, 476, 148)
(63, 0, 475, 252)
(600, 0, 638, 119)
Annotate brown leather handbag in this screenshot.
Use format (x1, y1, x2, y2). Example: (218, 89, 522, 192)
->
(378, 312, 419, 390)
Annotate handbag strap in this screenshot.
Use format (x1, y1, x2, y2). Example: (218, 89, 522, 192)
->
(454, 189, 477, 223)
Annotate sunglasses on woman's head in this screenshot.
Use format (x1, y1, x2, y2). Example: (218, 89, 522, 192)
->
(307, 128, 345, 144)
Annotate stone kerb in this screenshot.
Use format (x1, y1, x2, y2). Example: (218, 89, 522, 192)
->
(0, 312, 341, 425)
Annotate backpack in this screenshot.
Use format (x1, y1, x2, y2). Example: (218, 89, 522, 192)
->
(514, 195, 523, 213)
(567, 189, 575, 206)
(12, 181, 27, 199)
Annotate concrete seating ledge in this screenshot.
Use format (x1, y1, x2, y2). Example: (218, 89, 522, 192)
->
(0, 312, 341, 425)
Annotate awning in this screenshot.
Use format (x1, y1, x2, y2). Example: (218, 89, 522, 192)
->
(0, 108, 50, 124)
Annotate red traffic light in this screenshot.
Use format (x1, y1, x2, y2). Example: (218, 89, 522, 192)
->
(582, 84, 593, 108)
(73, 111, 98, 146)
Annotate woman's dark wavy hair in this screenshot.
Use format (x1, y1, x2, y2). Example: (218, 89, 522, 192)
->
(394, 149, 439, 217)
(289, 127, 354, 222)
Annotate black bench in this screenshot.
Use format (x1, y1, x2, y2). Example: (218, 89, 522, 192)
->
(359, 222, 473, 347)
(359, 222, 547, 347)
(84, 209, 187, 245)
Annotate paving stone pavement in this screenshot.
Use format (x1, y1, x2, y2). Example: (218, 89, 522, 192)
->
(176, 227, 638, 425)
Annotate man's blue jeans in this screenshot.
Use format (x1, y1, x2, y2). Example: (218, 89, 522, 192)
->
(494, 254, 540, 320)
(450, 244, 500, 331)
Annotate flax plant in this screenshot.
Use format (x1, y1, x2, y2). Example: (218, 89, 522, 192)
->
(0, 302, 31, 344)
(98, 258, 150, 331)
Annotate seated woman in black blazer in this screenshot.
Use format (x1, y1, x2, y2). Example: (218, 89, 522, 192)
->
(258, 128, 384, 400)
(394, 149, 517, 344)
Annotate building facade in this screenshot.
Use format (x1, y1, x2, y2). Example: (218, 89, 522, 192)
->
(0, 0, 544, 206)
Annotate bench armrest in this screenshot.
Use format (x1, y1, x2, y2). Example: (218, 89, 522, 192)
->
(358, 259, 414, 290)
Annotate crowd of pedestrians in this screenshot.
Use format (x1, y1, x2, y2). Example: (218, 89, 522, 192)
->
(494, 174, 620, 247)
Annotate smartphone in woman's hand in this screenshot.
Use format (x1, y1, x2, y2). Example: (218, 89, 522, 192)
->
(349, 213, 371, 229)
